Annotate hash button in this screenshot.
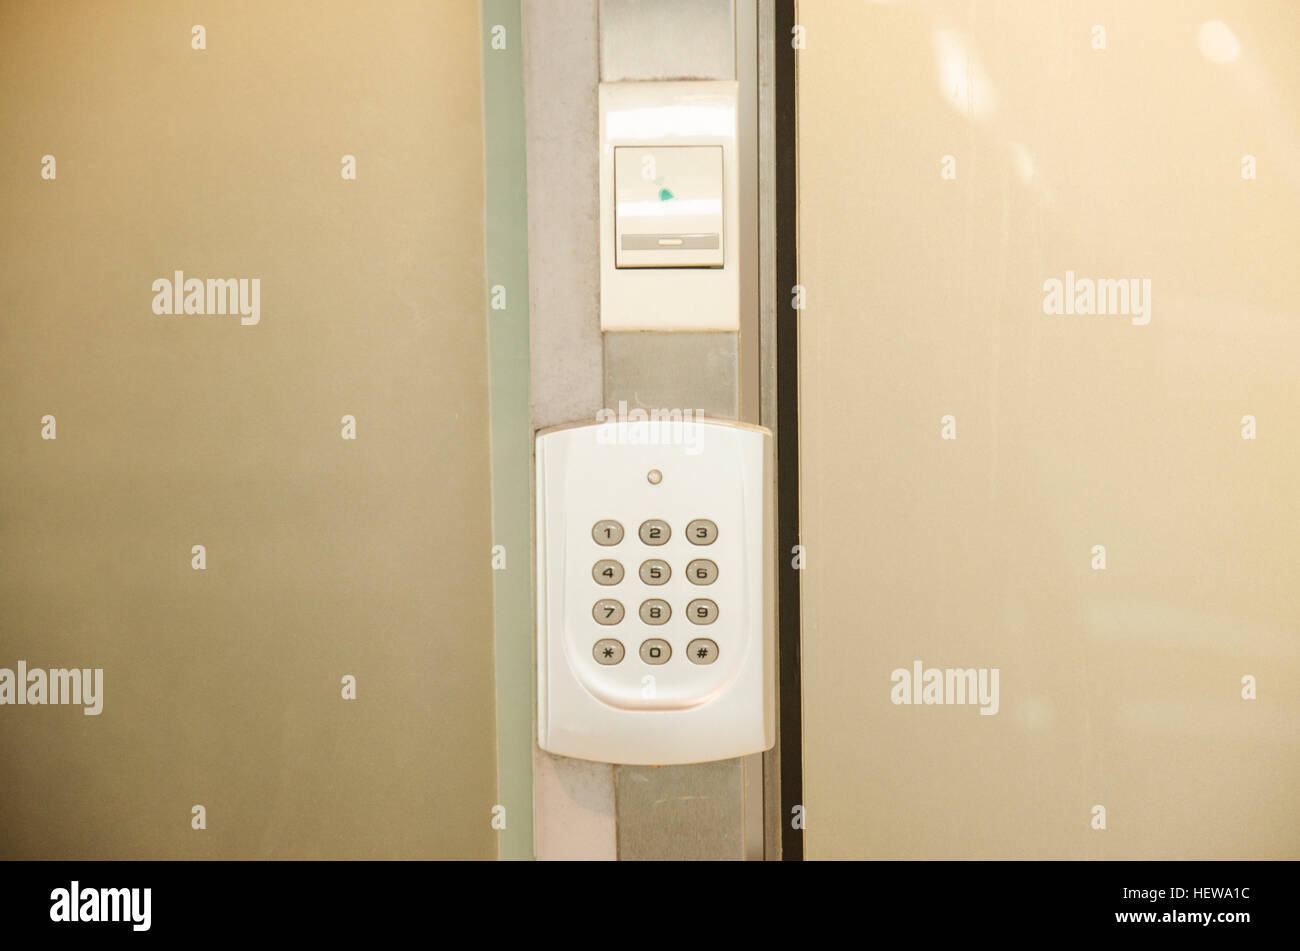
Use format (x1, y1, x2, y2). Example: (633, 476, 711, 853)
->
(686, 638, 719, 665)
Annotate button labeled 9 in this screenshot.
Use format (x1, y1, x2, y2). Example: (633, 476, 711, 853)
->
(687, 598, 718, 624)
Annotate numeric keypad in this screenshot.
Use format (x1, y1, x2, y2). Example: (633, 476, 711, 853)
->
(588, 518, 724, 665)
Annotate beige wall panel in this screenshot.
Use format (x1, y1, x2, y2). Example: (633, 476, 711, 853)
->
(0, 0, 496, 858)
(798, 0, 1300, 859)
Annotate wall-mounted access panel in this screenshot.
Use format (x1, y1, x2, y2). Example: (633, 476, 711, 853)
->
(536, 417, 774, 764)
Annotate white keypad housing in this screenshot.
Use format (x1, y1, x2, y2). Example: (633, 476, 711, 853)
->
(536, 416, 774, 765)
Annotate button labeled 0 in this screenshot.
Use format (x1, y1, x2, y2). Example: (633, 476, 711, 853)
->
(639, 638, 671, 665)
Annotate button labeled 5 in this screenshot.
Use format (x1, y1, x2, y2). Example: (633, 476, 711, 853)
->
(639, 559, 671, 585)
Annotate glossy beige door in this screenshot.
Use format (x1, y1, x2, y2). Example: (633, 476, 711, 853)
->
(798, 0, 1299, 859)
(0, 1, 496, 858)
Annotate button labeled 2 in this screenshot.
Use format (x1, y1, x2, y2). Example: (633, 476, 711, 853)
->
(638, 519, 671, 546)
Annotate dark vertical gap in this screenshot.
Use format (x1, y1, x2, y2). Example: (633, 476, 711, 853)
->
(774, 0, 803, 861)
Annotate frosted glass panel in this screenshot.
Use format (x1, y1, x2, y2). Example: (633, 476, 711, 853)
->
(0, 1, 496, 859)
(797, 0, 1299, 859)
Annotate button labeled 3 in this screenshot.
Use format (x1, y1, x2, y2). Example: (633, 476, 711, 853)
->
(686, 519, 718, 545)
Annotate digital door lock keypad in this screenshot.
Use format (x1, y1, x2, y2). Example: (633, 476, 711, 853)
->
(535, 417, 774, 765)
(586, 518, 721, 668)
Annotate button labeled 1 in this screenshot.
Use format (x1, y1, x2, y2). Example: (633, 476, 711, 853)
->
(593, 520, 624, 545)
